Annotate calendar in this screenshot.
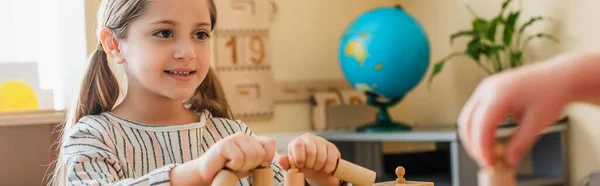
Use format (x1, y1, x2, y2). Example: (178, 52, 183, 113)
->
(213, 0, 275, 119)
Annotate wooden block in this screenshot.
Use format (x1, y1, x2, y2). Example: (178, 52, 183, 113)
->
(311, 92, 342, 131)
(252, 167, 274, 186)
(332, 158, 376, 186)
(478, 168, 514, 186)
(214, 0, 272, 30)
(212, 0, 275, 121)
(212, 169, 238, 186)
(214, 30, 270, 67)
(309, 89, 378, 131)
(216, 67, 274, 120)
(478, 143, 515, 186)
(339, 89, 367, 105)
(324, 104, 377, 130)
(273, 80, 352, 103)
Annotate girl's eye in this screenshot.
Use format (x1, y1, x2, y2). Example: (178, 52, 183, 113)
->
(194, 31, 210, 40)
(153, 30, 173, 38)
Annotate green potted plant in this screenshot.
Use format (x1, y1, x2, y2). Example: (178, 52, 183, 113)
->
(427, 0, 559, 88)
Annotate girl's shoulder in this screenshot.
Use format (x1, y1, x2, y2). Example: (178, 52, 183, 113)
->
(72, 113, 114, 130)
(203, 110, 254, 136)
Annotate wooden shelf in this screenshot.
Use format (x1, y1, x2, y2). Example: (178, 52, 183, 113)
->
(0, 110, 65, 127)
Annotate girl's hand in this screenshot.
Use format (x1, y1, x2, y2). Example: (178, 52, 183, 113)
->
(196, 133, 276, 184)
(278, 133, 342, 186)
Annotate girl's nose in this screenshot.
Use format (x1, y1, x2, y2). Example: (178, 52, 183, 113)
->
(174, 40, 196, 61)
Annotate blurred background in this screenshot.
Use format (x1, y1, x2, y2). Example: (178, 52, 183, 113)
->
(0, 0, 599, 185)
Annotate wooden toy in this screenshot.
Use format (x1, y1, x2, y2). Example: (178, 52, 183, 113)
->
(211, 148, 436, 186)
(284, 157, 305, 186)
(477, 143, 515, 186)
(310, 90, 378, 131)
(252, 167, 274, 186)
(373, 166, 434, 186)
(212, 160, 435, 186)
(214, 0, 276, 120)
(332, 158, 377, 185)
(212, 169, 238, 186)
(212, 167, 276, 186)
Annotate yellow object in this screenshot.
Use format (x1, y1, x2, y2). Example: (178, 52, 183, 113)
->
(344, 40, 367, 67)
(374, 63, 383, 71)
(0, 80, 39, 111)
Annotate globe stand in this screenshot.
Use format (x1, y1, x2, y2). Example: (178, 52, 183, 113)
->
(356, 93, 412, 133)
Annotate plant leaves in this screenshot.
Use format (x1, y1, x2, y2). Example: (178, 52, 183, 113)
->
(428, 52, 464, 90)
(481, 44, 505, 72)
(501, 0, 513, 15)
(487, 17, 504, 42)
(451, 30, 476, 45)
(523, 33, 560, 48)
(466, 39, 483, 63)
(510, 51, 523, 67)
(518, 16, 546, 35)
(483, 44, 505, 57)
(473, 18, 489, 36)
(503, 11, 521, 46)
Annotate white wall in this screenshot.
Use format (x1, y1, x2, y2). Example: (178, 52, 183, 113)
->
(57, 0, 88, 109)
(0, 0, 17, 63)
(561, 0, 600, 184)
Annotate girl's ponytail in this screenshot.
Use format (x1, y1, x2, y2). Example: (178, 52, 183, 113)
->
(49, 45, 120, 186)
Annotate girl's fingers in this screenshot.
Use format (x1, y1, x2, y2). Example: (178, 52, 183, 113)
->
(323, 142, 340, 174)
(312, 137, 328, 171)
(300, 135, 318, 169)
(221, 139, 245, 170)
(255, 136, 276, 167)
(289, 138, 306, 169)
(237, 136, 265, 171)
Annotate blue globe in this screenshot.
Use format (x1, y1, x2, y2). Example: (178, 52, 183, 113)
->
(339, 6, 430, 100)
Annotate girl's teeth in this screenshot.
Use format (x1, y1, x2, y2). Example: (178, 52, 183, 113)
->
(167, 71, 191, 75)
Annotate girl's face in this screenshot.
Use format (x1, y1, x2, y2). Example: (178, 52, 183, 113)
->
(118, 0, 212, 101)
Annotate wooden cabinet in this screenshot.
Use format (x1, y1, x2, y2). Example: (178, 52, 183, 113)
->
(0, 111, 64, 185)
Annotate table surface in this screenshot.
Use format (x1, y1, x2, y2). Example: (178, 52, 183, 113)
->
(316, 122, 567, 142)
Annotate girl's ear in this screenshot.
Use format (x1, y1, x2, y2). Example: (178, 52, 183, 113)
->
(99, 27, 126, 64)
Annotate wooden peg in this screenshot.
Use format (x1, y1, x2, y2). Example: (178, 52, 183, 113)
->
(212, 169, 238, 186)
(394, 166, 433, 186)
(285, 156, 305, 186)
(252, 167, 274, 186)
(332, 158, 377, 186)
(396, 166, 406, 183)
(477, 143, 515, 186)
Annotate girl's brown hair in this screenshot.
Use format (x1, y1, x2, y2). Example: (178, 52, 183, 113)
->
(49, 0, 228, 185)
